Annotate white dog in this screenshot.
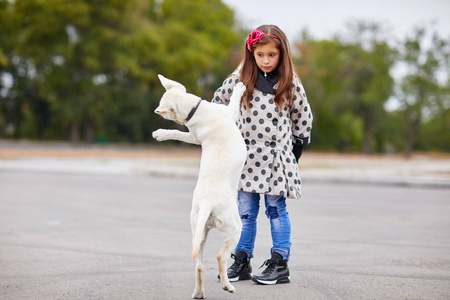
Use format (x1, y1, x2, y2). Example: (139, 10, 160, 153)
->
(152, 75, 246, 299)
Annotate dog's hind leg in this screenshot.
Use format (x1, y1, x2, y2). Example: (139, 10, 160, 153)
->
(217, 231, 239, 293)
(192, 228, 210, 299)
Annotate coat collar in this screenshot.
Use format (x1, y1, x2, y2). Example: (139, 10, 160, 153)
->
(254, 67, 279, 95)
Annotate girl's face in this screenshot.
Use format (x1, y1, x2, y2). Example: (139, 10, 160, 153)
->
(253, 42, 280, 74)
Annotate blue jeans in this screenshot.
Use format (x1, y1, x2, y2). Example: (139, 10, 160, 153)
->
(235, 191, 292, 261)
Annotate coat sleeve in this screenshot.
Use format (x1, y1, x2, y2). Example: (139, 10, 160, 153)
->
(291, 74, 313, 159)
(211, 75, 239, 105)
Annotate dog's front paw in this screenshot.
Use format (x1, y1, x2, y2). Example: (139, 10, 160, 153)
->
(233, 82, 246, 96)
(152, 129, 171, 141)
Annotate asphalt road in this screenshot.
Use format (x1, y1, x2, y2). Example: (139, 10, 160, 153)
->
(1, 171, 449, 300)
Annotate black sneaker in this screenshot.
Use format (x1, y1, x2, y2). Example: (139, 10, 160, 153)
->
(218, 250, 252, 282)
(252, 252, 290, 285)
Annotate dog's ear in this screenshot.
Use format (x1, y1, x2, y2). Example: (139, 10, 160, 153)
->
(158, 74, 187, 93)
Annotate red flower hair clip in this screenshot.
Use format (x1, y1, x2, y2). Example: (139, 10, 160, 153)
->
(247, 29, 280, 51)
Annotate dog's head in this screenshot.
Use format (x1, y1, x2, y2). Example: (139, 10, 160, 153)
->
(155, 74, 194, 125)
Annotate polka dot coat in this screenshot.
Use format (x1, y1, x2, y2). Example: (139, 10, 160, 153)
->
(212, 69, 313, 199)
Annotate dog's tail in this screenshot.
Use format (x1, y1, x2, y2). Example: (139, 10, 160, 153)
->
(228, 82, 246, 122)
(191, 206, 212, 262)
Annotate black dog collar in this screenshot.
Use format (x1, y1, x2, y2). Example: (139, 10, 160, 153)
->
(185, 99, 202, 122)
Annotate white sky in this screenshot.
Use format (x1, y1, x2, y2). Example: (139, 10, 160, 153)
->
(223, 0, 450, 42)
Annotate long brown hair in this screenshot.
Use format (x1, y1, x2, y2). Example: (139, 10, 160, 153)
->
(240, 25, 294, 111)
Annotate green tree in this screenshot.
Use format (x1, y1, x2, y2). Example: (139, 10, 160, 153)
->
(294, 23, 395, 153)
(2, 0, 241, 143)
(157, 0, 241, 98)
(295, 37, 363, 151)
(13, 0, 149, 143)
(0, 0, 23, 138)
(395, 26, 450, 156)
(338, 22, 396, 154)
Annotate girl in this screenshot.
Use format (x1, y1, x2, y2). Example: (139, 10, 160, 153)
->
(212, 25, 313, 285)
